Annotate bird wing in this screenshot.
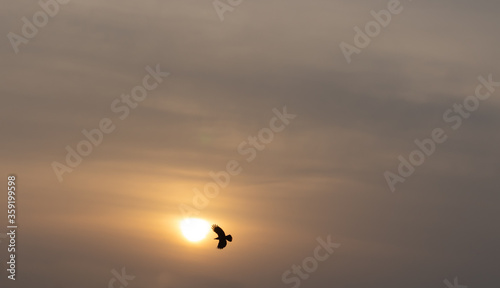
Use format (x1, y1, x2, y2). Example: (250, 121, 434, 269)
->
(217, 239, 227, 249)
(212, 224, 226, 237)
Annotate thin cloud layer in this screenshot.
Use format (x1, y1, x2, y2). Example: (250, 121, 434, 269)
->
(1, 0, 499, 287)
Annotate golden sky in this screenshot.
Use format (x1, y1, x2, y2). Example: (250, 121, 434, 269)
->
(1, 0, 499, 287)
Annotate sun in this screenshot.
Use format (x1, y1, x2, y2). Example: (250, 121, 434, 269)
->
(180, 218, 211, 242)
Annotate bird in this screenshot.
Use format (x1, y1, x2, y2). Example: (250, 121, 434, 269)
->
(212, 224, 232, 249)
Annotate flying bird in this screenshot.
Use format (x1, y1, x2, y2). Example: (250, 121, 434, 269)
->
(212, 224, 232, 249)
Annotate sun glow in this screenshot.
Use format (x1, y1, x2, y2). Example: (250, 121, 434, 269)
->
(180, 218, 211, 242)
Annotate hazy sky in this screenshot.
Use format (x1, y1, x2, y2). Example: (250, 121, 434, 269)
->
(1, 0, 499, 287)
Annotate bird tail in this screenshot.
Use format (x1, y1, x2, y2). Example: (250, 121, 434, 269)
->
(226, 235, 232, 242)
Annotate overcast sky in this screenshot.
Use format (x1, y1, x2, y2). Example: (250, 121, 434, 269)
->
(1, 0, 499, 287)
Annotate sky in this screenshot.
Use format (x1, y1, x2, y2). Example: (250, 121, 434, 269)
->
(1, 0, 499, 287)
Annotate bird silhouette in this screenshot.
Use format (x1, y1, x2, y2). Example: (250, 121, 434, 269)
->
(212, 224, 232, 249)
